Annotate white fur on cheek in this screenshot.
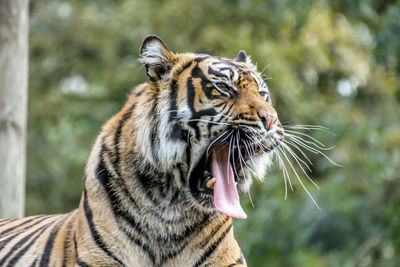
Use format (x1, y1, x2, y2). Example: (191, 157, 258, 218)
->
(157, 95, 186, 170)
(237, 152, 273, 193)
(134, 99, 157, 166)
(251, 152, 274, 181)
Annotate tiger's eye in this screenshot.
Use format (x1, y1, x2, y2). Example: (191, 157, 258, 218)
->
(259, 91, 269, 101)
(216, 83, 228, 90)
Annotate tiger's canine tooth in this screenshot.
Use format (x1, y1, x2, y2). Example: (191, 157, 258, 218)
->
(206, 178, 216, 189)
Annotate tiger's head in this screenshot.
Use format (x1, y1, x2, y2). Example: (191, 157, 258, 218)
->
(137, 35, 284, 219)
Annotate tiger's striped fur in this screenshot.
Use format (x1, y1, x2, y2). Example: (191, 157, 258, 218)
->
(0, 35, 284, 266)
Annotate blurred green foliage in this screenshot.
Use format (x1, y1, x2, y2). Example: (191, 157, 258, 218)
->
(28, 0, 400, 266)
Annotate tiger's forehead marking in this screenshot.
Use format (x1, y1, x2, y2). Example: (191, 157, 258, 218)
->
(198, 57, 269, 92)
(208, 61, 240, 81)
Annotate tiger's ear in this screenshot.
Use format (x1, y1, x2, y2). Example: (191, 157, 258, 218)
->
(234, 50, 254, 65)
(234, 50, 247, 62)
(139, 35, 177, 81)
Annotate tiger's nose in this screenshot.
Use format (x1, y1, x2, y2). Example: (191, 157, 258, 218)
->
(258, 110, 278, 131)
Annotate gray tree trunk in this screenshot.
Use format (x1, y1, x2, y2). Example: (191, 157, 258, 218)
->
(0, 0, 29, 219)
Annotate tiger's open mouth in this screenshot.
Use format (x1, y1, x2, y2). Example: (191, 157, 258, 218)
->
(189, 133, 266, 219)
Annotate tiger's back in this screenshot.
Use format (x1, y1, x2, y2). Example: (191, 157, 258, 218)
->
(0, 212, 78, 266)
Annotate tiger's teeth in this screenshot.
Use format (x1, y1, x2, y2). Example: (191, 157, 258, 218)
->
(206, 178, 216, 189)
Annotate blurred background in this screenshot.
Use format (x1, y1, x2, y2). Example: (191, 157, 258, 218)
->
(28, 0, 400, 266)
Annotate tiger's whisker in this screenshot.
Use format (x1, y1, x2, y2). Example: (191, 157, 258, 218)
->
(206, 130, 233, 156)
(230, 135, 240, 181)
(283, 139, 313, 166)
(283, 125, 335, 136)
(282, 124, 329, 130)
(281, 141, 313, 172)
(284, 129, 327, 148)
(237, 139, 259, 178)
(285, 134, 334, 151)
(236, 131, 248, 184)
(243, 139, 259, 172)
(260, 63, 272, 76)
(185, 119, 230, 126)
(286, 136, 342, 167)
(244, 132, 267, 153)
(227, 133, 233, 180)
(275, 150, 292, 199)
(247, 191, 255, 208)
(277, 146, 321, 210)
(165, 109, 180, 113)
(275, 151, 287, 199)
(281, 142, 319, 189)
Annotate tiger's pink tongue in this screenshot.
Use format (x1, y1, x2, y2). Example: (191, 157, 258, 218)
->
(211, 148, 247, 219)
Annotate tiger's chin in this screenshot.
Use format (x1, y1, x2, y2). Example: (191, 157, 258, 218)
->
(188, 135, 277, 219)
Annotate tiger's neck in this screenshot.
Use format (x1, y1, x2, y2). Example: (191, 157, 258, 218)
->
(77, 135, 227, 266)
(84, 82, 197, 217)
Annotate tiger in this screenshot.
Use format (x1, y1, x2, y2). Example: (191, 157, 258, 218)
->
(0, 35, 284, 266)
